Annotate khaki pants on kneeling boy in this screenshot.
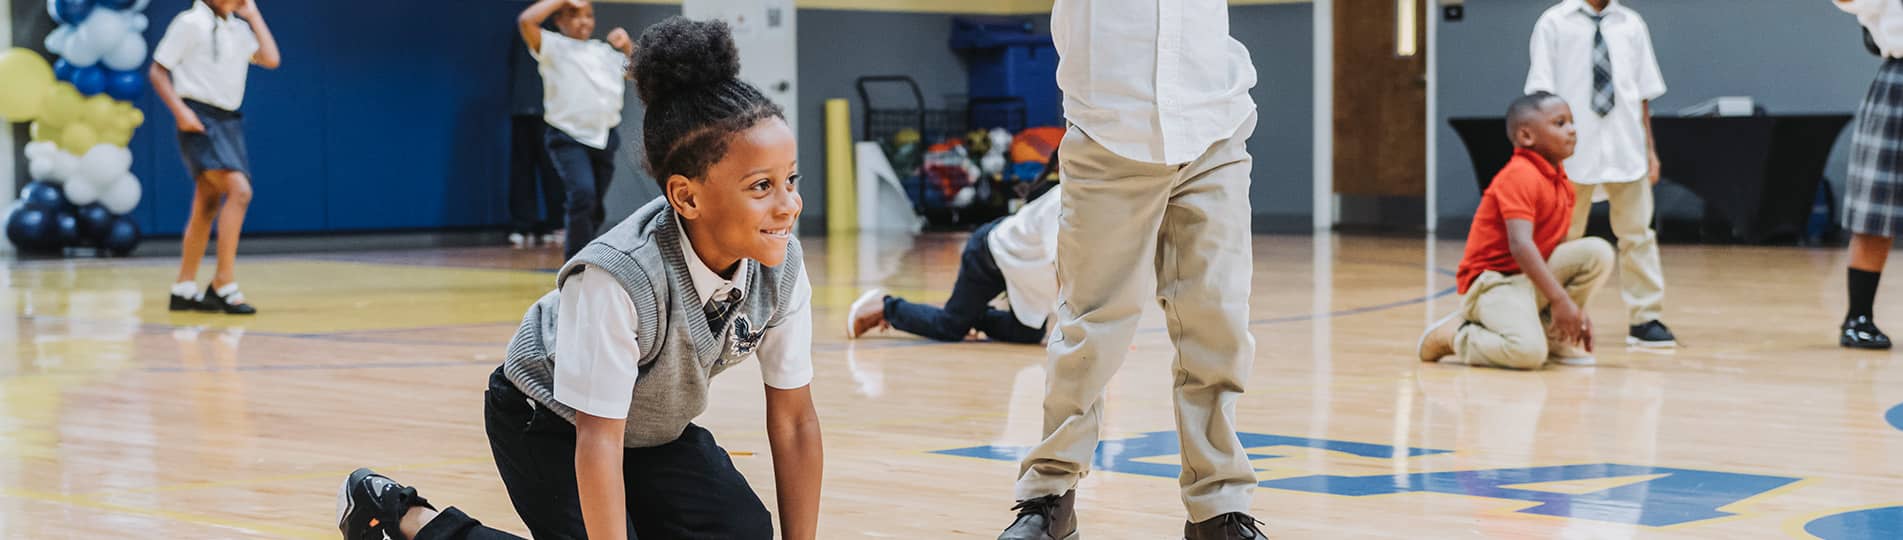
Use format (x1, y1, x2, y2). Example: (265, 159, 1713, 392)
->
(1454, 237, 1616, 369)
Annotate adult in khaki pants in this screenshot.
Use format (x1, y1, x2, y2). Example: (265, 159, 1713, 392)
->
(994, 1, 1267, 539)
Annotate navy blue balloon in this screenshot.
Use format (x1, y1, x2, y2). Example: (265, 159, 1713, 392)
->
(72, 65, 108, 96)
(105, 69, 144, 101)
(54, 59, 77, 82)
(47, 0, 94, 25)
(19, 181, 66, 211)
(55, 210, 82, 247)
(101, 215, 141, 256)
(96, 0, 134, 9)
(6, 206, 62, 253)
(76, 203, 114, 242)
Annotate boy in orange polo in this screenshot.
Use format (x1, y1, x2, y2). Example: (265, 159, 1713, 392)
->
(1420, 92, 1615, 369)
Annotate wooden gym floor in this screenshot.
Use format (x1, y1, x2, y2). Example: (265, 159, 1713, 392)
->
(2, 233, 1900, 539)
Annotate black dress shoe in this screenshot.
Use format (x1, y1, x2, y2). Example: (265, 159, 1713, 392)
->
(1185, 512, 1268, 540)
(168, 293, 215, 312)
(998, 490, 1076, 540)
(1627, 320, 1678, 348)
(1841, 315, 1891, 350)
(203, 284, 257, 315)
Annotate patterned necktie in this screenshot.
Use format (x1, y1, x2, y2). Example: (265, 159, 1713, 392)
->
(705, 288, 742, 333)
(1584, 10, 1615, 116)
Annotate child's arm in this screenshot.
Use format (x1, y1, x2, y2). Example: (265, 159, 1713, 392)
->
(574, 413, 632, 539)
(1505, 219, 1591, 350)
(236, 0, 280, 69)
(518, 0, 582, 54)
(765, 385, 824, 540)
(147, 63, 204, 133)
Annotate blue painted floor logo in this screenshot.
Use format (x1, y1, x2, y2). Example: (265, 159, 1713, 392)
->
(935, 430, 1894, 535)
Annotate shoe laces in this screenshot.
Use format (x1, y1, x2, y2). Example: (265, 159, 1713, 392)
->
(1220, 513, 1267, 538)
(1010, 494, 1062, 518)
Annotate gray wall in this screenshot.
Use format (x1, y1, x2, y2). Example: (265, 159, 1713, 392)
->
(1234, 3, 1316, 231)
(1435, 0, 1877, 232)
(594, 2, 681, 226)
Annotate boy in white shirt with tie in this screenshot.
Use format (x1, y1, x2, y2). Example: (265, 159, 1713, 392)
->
(1525, 0, 1677, 348)
(997, 1, 1267, 538)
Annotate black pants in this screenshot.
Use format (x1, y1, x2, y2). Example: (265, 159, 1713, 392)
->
(546, 128, 619, 259)
(415, 368, 774, 540)
(509, 116, 564, 235)
(884, 219, 1046, 344)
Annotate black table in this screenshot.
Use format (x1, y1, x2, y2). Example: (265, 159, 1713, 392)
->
(1449, 115, 1852, 243)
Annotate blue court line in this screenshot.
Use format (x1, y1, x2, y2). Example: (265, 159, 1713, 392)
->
(1887, 403, 1903, 432)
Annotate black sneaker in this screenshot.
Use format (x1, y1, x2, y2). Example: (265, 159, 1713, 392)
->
(1841, 315, 1892, 350)
(337, 468, 433, 540)
(203, 284, 257, 315)
(1185, 512, 1268, 540)
(1626, 320, 1677, 348)
(998, 490, 1077, 540)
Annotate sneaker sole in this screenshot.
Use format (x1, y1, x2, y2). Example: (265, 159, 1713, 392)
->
(1552, 355, 1597, 366)
(1625, 337, 1677, 348)
(1417, 312, 1461, 362)
(846, 289, 885, 339)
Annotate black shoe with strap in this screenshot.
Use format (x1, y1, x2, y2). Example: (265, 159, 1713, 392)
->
(1185, 512, 1268, 540)
(1842, 315, 1892, 350)
(998, 490, 1077, 540)
(1626, 320, 1677, 348)
(169, 292, 215, 312)
(338, 468, 434, 540)
(203, 284, 257, 315)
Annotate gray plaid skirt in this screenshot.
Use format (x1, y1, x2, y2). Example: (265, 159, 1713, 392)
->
(1846, 58, 1903, 237)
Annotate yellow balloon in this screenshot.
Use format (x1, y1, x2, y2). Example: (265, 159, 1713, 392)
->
(127, 108, 145, 129)
(0, 48, 54, 121)
(60, 123, 98, 155)
(98, 124, 132, 147)
(39, 83, 82, 127)
(84, 94, 116, 126)
(29, 121, 60, 143)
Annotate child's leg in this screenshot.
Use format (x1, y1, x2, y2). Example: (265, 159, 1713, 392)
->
(1154, 113, 1257, 521)
(1566, 182, 1594, 240)
(1452, 273, 1549, 370)
(410, 507, 525, 540)
(1602, 179, 1666, 325)
(587, 131, 619, 233)
(1541, 237, 1617, 315)
(547, 131, 600, 259)
(174, 173, 221, 284)
(482, 369, 592, 538)
(885, 222, 1011, 341)
(536, 134, 565, 236)
(621, 424, 774, 539)
(507, 116, 543, 235)
(209, 170, 252, 289)
(972, 310, 1047, 344)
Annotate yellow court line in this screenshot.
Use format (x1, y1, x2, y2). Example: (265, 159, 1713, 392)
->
(87, 457, 497, 497)
(1, 488, 331, 539)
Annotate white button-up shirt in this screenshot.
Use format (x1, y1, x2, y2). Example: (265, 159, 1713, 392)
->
(1051, 0, 1258, 165)
(532, 29, 628, 150)
(1525, 0, 1667, 185)
(151, 1, 259, 111)
(1838, 0, 1903, 58)
(552, 227, 814, 420)
(989, 187, 1062, 328)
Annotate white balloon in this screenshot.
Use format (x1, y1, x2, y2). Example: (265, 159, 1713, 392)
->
(101, 174, 143, 215)
(24, 141, 58, 161)
(63, 174, 100, 205)
(76, 145, 133, 188)
(28, 156, 58, 183)
(62, 34, 105, 67)
(131, 0, 151, 13)
(132, 14, 149, 33)
(45, 25, 74, 56)
(102, 35, 147, 71)
(74, 11, 131, 65)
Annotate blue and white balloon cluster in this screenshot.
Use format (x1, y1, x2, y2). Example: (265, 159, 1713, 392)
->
(4, 0, 150, 255)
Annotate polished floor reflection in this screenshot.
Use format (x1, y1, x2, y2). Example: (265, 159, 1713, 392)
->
(2, 234, 1900, 538)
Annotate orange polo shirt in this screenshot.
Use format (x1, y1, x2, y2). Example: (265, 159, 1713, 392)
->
(1456, 148, 1576, 294)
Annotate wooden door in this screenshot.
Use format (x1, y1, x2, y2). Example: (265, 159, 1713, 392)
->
(1334, 0, 1427, 197)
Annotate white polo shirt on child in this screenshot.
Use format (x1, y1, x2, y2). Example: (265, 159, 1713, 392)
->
(989, 188, 1062, 328)
(151, 1, 259, 111)
(1524, 0, 1667, 186)
(533, 29, 627, 150)
(550, 226, 814, 420)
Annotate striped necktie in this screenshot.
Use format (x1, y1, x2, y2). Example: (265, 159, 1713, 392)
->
(1584, 9, 1615, 116)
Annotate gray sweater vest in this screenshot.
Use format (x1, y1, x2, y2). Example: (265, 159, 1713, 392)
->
(502, 197, 804, 447)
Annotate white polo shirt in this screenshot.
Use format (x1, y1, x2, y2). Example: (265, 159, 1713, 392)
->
(1524, 0, 1668, 185)
(551, 226, 814, 420)
(532, 29, 628, 150)
(151, 1, 259, 111)
(1050, 0, 1258, 165)
(988, 187, 1062, 328)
